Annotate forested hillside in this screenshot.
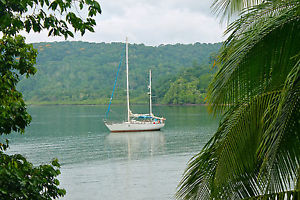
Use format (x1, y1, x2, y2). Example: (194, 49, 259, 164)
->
(18, 41, 221, 104)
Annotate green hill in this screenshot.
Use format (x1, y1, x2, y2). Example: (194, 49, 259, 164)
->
(17, 41, 221, 104)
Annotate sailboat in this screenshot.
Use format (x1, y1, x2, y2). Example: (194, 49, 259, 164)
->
(104, 38, 165, 132)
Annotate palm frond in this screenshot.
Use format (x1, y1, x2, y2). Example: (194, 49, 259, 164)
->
(208, 1, 300, 115)
(212, 0, 264, 22)
(178, 1, 300, 199)
(177, 89, 299, 199)
(177, 92, 276, 199)
(258, 61, 300, 193)
(246, 191, 300, 200)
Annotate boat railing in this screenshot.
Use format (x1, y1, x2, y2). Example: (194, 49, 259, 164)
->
(104, 120, 125, 125)
(104, 119, 164, 125)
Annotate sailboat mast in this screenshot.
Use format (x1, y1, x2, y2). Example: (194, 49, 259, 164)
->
(149, 70, 152, 115)
(126, 37, 130, 122)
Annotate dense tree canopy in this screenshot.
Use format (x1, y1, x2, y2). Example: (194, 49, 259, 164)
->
(177, 0, 299, 199)
(162, 63, 216, 104)
(0, 0, 101, 199)
(15, 41, 221, 104)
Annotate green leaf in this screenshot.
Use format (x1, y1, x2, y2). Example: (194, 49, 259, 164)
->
(67, 30, 74, 37)
(49, 1, 57, 10)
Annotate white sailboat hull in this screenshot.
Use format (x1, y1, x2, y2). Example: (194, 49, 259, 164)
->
(104, 38, 165, 133)
(105, 121, 165, 132)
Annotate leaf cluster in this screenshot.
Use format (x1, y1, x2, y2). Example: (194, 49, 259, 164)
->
(0, 35, 37, 150)
(0, 0, 101, 38)
(0, 1, 101, 198)
(0, 152, 66, 199)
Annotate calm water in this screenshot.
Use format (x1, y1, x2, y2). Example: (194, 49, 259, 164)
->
(6, 105, 219, 200)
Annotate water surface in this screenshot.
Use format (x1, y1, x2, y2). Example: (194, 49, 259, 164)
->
(6, 105, 219, 200)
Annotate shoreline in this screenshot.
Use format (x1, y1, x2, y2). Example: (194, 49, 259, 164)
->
(26, 102, 208, 106)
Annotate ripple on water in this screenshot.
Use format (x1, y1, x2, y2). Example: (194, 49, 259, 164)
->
(5, 105, 219, 200)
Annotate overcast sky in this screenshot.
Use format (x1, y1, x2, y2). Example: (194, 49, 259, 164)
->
(23, 0, 226, 45)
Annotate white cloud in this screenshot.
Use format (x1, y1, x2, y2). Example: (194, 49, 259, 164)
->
(23, 0, 225, 45)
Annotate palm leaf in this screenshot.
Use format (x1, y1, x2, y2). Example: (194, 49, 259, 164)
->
(246, 191, 300, 200)
(177, 90, 299, 199)
(258, 61, 300, 194)
(212, 0, 264, 22)
(208, 1, 300, 115)
(178, 0, 300, 199)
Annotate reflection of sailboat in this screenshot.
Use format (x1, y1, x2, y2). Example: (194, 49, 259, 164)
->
(105, 131, 165, 159)
(104, 38, 165, 132)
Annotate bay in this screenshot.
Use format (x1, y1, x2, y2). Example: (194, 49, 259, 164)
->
(6, 105, 219, 200)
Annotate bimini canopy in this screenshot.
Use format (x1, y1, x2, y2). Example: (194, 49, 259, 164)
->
(130, 113, 165, 121)
(138, 115, 153, 119)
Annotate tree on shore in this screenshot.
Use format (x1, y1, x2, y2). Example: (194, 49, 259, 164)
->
(177, 0, 299, 199)
(0, 0, 101, 198)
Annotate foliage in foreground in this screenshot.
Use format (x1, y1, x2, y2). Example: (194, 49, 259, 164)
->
(0, 0, 101, 198)
(177, 0, 300, 199)
(0, 153, 65, 199)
